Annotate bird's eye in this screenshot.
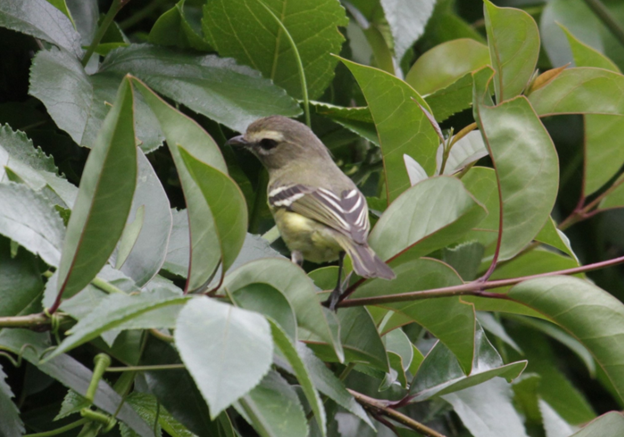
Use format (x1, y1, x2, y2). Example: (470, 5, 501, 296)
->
(259, 138, 278, 150)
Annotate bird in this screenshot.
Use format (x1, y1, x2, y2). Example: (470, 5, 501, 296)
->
(227, 115, 395, 309)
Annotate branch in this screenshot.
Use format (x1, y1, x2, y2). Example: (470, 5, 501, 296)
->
(337, 254, 624, 308)
(348, 389, 446, 437)
(0, 312, 70, 331)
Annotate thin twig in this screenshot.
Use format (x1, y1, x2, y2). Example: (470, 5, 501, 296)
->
(348, 389, 446, 437)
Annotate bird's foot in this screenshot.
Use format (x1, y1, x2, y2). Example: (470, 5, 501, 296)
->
(324, 286, 342, 312)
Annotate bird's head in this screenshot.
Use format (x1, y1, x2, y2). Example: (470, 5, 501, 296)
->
(227, 116, 331, 170)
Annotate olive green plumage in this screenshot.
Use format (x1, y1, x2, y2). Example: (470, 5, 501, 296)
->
(229, 116, 395, 283)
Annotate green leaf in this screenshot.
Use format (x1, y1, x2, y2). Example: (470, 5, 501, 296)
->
(303, 305, 389, 372)
(368, 176, 486, 263)
(179, 146, 247, 273)
(231, 283, 297, 341)
(101, 44, 301, 133)
(0, 329, 153, 436)
(442, 378, 529, 437)
(442, 241, 485, 281)
(355, 258, 476, 374)
(311, 102, 379, 146)
(379, 0, 435, 62)
(600, 175, 624, 209)
(202, 0, 348, 100)
(509, 276, 624, 404)
(410, 326, 527, 401)
(535, 217, 577, 260)
(113, 151, 172, 286)
(55, 77, 137, 302)
(570, 412, 624, 437)
(474, 71, 559, 261)
(149, 0, 211, 51)
(269, 323, 326, 435)
(122, 392, 197, 437)
(483, 0, 540, 101)
(437, 130, 488, 176)
(235, 370, 308, 437)
(0, 0, 82, 56)
(29, 48, 164, 153)
(45, 289, 189, 360)
(223, 258, 344, 362)
(528, 67, 624, 116)
(425, 72, 475, 122)
(381, 328, 413, 389)
(0, 183, 65, 267)
(175, 297, 273, 418)
(0, 124, 77, 208)
(459, 166, 499, 248)
(0, 237, 43, 318)
(340, 58, 439, 200)
(406, 38, 490, 97)
(133, 79, 223, 292)
(0, 365, 23, 436)
(476, 312, 522, 354)
(561, 24, 621, 72)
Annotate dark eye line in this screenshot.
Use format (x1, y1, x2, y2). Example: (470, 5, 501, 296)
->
(259, 138, 278, 150)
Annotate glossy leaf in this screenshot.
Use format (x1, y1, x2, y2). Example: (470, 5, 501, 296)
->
(562, 24, 620, 72)
(0, 329, 153, 436)
(101, 44, 301, 133)
(484, 0, 540, 101)
(410, 326, 527, 401)
(223, 258, 344, 362)
(56, 77, 137, 302)
(340, 58, 440, 200)
(175, 297, 273, 418)
(134, 79, 223, 292)
(406, 38, 490, 96)
(235, 370, 308, 437)
(404, 154, 428, 186)
(180, 146, 248, 273)
(0, 183, 65, 267)
(425, 73, 475, 122)
(203, 0, 347, 100)
(437, 130, 488, 175)
(459, 166, 500, 248)
(380, 0, 435, 62)
(535, 217, 577, 260)
(368, 176, 486, 263)
(0, 0, 81, 56)
(29, 48, 164, 152)
(443, 378, 529, 437)
(474, 71, 559, 261)
(355, 258, 476, 374)
(0, 124, 77, 208)
(114, 150, 172, 286)
(509, 276, 624, 404)
(45, 289, 189, 360)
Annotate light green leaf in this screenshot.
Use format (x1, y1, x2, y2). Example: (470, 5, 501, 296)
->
(535, 217, 577, 260)
(101, 44, 301, 133)
(339, 58, 439, 200)
(355, 258, 476, 374)
(179, 146, 247, 273)
(406, 38, 490, 96)
(570, 412, 624, 437)
(425, 72, 475, 122)
(443, 378, 529, 437)
(474, 70, 559, 261)
(223, 258, 344, 362)
(509, 276, 624, 404)
(437, 130, 488, 176)
(561, 24, 620, 72)
(484, 0, 540, 101)
(175, 297, 273, 419)
(115, 205, 144, 271)
(368, 176, 486, 263)
(0, 0, 82, 56)
(46, 289, 189, 360)
(410, 326, 527, 401)
(600, 175, 624, 209)
(235, 370, 308, 437)
(56, 77, 137, 302)
(202, 0, 348, 100)
(380, 0, 435, 61)
(0, 183, 65, 267)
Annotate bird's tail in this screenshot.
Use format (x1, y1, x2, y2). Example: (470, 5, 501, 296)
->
(337, 237, 395, 280)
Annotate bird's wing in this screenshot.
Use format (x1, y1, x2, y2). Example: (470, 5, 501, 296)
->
(268, 184, 370, 244)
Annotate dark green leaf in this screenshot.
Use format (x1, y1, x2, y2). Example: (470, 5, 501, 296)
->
(55, 77, 137, 301)
(202, 0, 348, 100)
(121, 392, 196, 437)
(175, 297, 273, 418)
(0, 237, 43, 318)
(0, 365, 23, 436)
(149, 0, 211, 51)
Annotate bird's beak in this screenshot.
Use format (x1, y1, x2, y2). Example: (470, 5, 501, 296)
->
(226, 135, 248, 147)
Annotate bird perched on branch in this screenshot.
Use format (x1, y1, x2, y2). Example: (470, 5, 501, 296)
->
(227, 116, 395, 309)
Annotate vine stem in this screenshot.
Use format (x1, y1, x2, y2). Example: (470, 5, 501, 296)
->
(257, 0, 310, 127)
(81, 0, 131, 67)
(348, 389, 446, 437)
(337, 254, 624, 308)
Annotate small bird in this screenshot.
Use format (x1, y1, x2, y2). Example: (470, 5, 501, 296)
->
(227, 116, 395, 309)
